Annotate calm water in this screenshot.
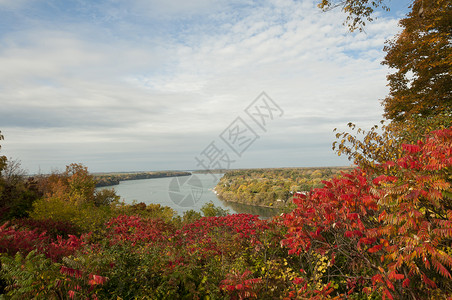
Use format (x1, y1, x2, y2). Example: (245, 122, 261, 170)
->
(98, 174, 279, 218)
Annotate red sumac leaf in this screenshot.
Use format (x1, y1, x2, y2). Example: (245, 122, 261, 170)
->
(368, 244, 383, 253)
(389, 271, 404, 280)
(384, 288, 394, 300)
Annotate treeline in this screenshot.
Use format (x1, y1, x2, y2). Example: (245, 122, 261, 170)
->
(215, 167, 353, 208)
(94, 171, 191, 187)
(192, 169, 228, 174)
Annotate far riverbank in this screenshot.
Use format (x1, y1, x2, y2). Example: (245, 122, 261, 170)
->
(94, 171, 191, 187)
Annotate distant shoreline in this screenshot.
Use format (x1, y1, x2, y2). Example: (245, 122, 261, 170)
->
(95, 171, 191, 187)
(220, 198, 281, 209)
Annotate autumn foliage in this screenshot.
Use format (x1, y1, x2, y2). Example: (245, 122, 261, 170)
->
(283, 127, 452, 299)
(382, 0, 452, 123)
(0, 128, 450, 299)
(0, 1, 450, 295)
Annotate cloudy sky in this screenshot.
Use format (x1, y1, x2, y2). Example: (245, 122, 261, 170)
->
(0, 0, 411, 174)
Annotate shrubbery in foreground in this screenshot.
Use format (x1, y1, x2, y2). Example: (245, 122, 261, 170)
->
(0, 127, 451, 299)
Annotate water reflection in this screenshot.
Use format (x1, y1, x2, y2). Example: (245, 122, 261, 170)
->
(219, 199, 281, 219)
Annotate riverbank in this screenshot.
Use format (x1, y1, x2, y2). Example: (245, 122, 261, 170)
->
(214, 188, 285, 209)
(218, 197, 283, 218)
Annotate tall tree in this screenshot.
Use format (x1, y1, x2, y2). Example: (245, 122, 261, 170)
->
(382, 0, 452, 123)
(318, 0, 452, 124)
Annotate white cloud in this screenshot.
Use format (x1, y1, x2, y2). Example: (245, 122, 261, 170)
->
(0, 0, 405, 173)
(0, 0, 33, 9)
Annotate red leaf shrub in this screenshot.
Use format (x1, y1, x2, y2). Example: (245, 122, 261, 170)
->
(0, 221, 86, 261)
(105, 215, 174, 246)
(281, 128, 452, 298)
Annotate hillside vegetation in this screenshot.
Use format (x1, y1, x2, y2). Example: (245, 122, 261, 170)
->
(0, 126, 451, 299)
(216, 167, 352, 208)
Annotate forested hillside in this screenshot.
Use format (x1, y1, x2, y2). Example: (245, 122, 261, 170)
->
(215, 167, 352, 207)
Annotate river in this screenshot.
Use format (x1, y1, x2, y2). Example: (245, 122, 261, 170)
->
(97, 173, 279, 218)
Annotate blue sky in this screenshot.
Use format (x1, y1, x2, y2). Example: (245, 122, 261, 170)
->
(0, 0, 411, 174)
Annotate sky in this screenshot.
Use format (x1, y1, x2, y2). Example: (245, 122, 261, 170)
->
(0, 0, 412, 174)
